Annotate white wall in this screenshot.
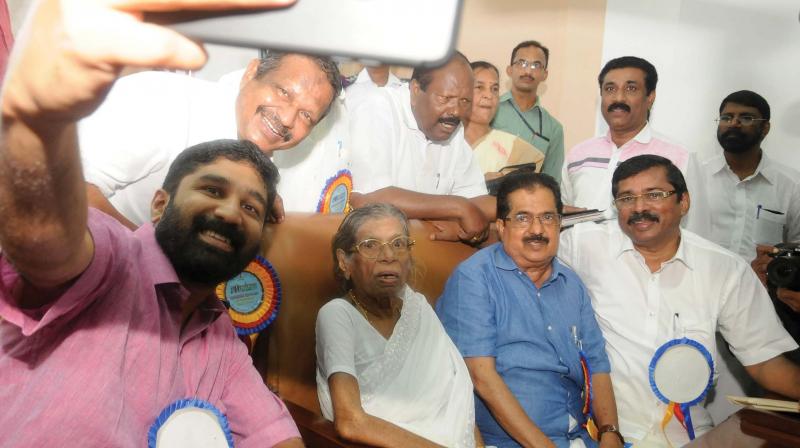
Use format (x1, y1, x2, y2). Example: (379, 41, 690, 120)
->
(601, 0, 800, 168)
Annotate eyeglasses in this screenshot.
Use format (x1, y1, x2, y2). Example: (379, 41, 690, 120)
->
(715, 114, 768, 126)
(503, 212, 561, 228)
(613, 190, 676, 209)
(351, 236, 415, 259)
(512, 59, 545, 71)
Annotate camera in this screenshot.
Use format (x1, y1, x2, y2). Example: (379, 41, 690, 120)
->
(767, 243, 800, 291)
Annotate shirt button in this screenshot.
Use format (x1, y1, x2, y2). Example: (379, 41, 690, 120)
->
(547, 325, 552, 331)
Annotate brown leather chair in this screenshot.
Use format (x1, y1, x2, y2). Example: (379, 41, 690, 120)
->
(255, 213, 476, 447)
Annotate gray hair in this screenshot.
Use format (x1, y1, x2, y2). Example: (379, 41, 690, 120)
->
(331, 203, 410, 292)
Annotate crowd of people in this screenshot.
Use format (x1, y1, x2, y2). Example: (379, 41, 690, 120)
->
(1, 1, 799, 447)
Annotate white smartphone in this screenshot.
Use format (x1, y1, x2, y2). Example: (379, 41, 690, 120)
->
(147, 0, 463, 67)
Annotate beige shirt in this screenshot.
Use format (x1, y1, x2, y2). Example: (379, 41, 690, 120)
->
(471, 129, 545, 175)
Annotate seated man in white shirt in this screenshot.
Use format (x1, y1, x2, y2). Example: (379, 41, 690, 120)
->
(82, 51, 348, 228)
(560, 57, 708, 234)
(348, 52, 494, 244)
(558, 154, 800, 446)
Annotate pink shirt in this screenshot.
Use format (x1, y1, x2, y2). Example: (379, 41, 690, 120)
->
(0, 209, 299, 447)
(561, 124, 690, 210)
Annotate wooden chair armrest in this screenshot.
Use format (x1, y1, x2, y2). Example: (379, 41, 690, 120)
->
(285, 400, 371, 448)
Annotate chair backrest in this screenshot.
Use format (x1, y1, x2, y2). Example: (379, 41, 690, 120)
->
(260, 213, 476, 413)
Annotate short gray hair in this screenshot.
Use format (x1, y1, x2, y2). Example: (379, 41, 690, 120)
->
(331, 203, 410, 292)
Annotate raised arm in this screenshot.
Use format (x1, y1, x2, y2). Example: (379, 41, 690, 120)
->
(0, 0, 291, 292)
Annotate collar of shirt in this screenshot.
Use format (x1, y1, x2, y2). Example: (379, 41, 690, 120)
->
(134, 223, 228, 316)
(711, 151, 777, 186)
(613, 224, 693, 271)
(491, 242, 567, 286)
(354, 68, 403, 88)
(499, 91, 541, 112)
(604, 122, 653, 147)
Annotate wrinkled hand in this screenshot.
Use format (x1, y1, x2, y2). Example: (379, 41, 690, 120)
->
(777, 288, 800, 313)
(428, 220, 463, 242)
(2, 0, 293, 124)
(751, 244, 778, 287)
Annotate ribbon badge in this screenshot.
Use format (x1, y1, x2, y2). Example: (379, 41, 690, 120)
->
(316, 169, 352, 214)
(216, 256, 281, 337)
(148, 398, 233, 448)
(648, 337, 714, 444)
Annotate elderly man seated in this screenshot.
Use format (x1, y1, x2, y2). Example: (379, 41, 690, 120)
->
(315, 204, 479, 447)
(437, 173, 621, 448)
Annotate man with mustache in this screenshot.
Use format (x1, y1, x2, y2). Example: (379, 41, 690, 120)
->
(437, 173, 621, 448)
(82, 49, 346, 229)
(348, 52, 494, 244)
(558, 155, 800, 446)
(697, 90, 799, 264)
(492, 41, 565, 181)
(560, 57, 707, 233)
(0, 1, 304, 446)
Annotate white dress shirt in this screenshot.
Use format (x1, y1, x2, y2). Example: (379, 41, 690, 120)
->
(697, 152, 800, 261)
(558, 221, 797, 445)
(348, 84, 487, 198)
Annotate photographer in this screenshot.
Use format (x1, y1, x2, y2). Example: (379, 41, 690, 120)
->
(753, 244, 800, 312)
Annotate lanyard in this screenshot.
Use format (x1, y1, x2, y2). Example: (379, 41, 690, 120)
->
(510, 102, 551, 143)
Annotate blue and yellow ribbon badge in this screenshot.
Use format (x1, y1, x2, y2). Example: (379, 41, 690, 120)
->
(316, 169, 352, 214)
(216, 255, 281, 337)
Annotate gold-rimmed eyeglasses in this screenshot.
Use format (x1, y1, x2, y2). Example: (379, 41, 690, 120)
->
(512, 59, 545, 71)
(502, 212, 561, 228)
(613, 190, 676, 209)
(715, 114, 768, 127)
(351, 236, 415, 259)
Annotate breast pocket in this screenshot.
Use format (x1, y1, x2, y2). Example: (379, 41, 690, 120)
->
(755, 208, 786, 245)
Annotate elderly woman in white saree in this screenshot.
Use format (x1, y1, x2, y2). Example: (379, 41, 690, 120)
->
(315, 203, 479, 447)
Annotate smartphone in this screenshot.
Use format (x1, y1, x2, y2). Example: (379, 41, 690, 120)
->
(146, 0, 463, 67)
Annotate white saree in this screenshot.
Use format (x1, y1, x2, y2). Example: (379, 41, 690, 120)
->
(316, 286, 476, 447)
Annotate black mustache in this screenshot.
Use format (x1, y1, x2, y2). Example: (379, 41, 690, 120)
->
(608, 102, 631, 113)
(438, 116, 460, 126)
(193, 214, 246, 252)
(523, 234, 550, 244)
(721, 129, 745, 140)
(257, 106, 292, 142)
(628, 211, 660, 225)
(520, 75, 536, 81)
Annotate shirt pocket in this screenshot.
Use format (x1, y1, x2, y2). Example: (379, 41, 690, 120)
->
(754, 208, 786, 245)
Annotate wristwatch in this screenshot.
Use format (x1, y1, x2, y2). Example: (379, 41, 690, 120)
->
(598, 424, 625, 445)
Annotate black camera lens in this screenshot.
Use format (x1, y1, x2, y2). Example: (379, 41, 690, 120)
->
(767, 256, 800, 291)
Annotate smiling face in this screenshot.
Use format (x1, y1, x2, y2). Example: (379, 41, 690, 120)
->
(470, 67, 500, 125)
(507, 45, 548, 94)
(410, 57, 474, 142)
(600, 67, 655, 136)
(496, 186, 560, 271)
(153, 158, 268, 286)
(337, 216, 411, 301)
(235, 55, 335, 155)
(615, 166, 688, 251)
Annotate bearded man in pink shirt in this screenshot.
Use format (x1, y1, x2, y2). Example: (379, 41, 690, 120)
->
(0, 0, 303, 447)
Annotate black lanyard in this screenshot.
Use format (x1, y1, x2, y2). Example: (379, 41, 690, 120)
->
(510, 102, 551, 143)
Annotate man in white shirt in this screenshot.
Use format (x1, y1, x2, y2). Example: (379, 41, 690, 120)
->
(560, 57, 708, 235)
(698, 90, 800, 262)
(558, 154, 800, 446)
(82, 51, 347, 228)
(344, 65, 405, 112)
(348, 52, 494, 244)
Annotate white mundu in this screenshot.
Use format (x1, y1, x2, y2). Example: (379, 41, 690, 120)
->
(696, 152, 800, 261)
(315, 286, 476, 448)
(348, 84, 487, 198)
(558, 221, 797, 446)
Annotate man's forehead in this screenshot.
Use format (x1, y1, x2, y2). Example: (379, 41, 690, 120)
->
(721, 102, 762, 116)
(514, 45, 546, 61)
(603, 67, 646, 84)
(509, 187, 557, 210)
(617, 167, 670, 190)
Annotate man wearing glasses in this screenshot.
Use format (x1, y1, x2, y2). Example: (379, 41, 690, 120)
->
(697, 90, 799, 265)
(558, 155, 799, 446)
(560, 56, 707, 236)
(492, 41, 565, 181)
(437, 173, 622, 448)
